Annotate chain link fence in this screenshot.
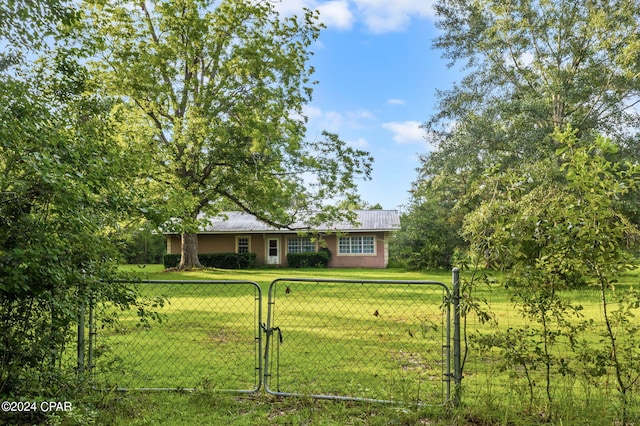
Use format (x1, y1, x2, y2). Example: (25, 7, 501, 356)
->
(77, 271, 640, 420)
(88, 277, 459, 405)
(264, 278, 452, 404)
(90, 280, 262, 392)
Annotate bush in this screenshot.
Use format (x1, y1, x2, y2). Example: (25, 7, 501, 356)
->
(200, 253, 256, 269)
(163, 253, 256, 269)
(163, 254, 181, 268)
(287, 250, 330, 268)
(390, 201, 462, 270)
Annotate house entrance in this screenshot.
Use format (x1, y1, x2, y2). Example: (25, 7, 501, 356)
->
(267, 238, 280, 265)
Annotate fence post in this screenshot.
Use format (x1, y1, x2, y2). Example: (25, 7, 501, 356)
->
(452, 267, 462, 407)
(77, 300, 85, 373)
(88, 293, 95, 374)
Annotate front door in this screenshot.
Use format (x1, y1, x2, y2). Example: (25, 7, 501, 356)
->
(267, 238, 280, 265)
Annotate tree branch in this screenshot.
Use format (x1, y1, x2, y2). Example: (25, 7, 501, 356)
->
(217, 188, 299, 230)
(139, 0, 178, 113)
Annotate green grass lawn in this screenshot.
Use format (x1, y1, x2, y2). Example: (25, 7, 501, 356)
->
(118, 264, 454, 284)
(65, 265, 640, 425)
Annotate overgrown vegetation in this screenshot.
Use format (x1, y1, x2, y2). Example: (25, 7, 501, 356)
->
(0, 1, 166, 422)
(459, 129, 640, 422)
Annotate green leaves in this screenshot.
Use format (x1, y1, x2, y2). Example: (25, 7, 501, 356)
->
(460, 131, 640, 415)
(419, 1, 640, 243)
(463, 129, 639, 282)
(0, 14, 155, 394)
(81, 0, 372, 267)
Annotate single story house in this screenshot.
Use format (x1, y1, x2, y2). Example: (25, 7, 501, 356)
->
(165, 209, 400, 268)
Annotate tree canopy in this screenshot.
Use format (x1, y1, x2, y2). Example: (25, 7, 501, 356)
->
(396, 0, 640, 269)
(429, 0, 640, 162)
(82, 0, 373, 267)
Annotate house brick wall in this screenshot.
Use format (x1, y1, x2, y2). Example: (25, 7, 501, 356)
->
(323, 232, 389, 268)
(166, 231, 392, 268)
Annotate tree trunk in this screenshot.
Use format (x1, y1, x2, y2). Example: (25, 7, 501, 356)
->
(179, 232, 201, 269)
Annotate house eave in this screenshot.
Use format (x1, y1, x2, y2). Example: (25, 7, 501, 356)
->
(165, 229, 398, 236)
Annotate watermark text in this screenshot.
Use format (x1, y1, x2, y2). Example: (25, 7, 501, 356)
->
(1, 400, 73, 413)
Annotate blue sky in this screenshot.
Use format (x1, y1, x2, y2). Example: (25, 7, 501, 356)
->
(275, 0, 459, 211)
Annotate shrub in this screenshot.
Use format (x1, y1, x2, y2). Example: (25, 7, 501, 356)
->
(164, 253, 256, 269)
(199, 253, 256, 269)
(163, 254, 181, 268)
(287, 250, 330, 268)
(118, 222, 167, 264)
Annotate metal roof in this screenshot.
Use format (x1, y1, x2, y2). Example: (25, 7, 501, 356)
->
(200, 210, 400, 233)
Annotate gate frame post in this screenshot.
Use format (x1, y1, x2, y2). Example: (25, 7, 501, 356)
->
(452, 267, 462, 407)
(88, 293, 95, 375)
(77, 301, 85, 373)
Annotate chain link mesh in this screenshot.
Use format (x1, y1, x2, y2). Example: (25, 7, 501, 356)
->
(265, 279, 451, 404)
(92, 279, 451, 404)
(462, 295, 640, 413)
(93, 281, 261, 392)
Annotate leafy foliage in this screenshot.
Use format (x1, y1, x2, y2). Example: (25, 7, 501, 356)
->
(80, 0, 373, 267)
(391, 200, 462, 270)
(286, 250, 330, 268)
(118, 222, 167, 264)
(163, 252, 256, 269)
(463, 128, 640, 420)
(430, 0, 640, 162)
(400, 0, 640, 264)
(0, 4, 155, 402)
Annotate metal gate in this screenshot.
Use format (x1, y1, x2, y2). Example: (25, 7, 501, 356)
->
(263, 278, 454, 405)
(88, 272, 461, 405)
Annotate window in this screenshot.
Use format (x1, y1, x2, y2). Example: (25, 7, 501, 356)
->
(338, 236, 375, 255)
(287, 237, 315, 253)
(236, 237, 250, 254)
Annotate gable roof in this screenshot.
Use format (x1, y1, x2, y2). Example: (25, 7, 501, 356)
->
(199, 210, 400, 234)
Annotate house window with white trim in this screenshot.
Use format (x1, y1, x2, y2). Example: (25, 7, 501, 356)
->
(236, 237, 250, 254)
(287, 237, 315, 253)
(338, 236, 375, 255)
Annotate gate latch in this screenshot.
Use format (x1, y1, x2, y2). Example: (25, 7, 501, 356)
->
(261, 323, 283, 343)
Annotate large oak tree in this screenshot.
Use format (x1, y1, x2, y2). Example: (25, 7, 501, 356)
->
(83, 0, 373, 268)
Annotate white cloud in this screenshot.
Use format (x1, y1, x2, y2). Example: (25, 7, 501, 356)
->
(387, 98, 406, 106)
(347, 109, 376, 122)
(323, 110, 345, 131)
(304, 106, 376, 131)
(302, 105, 323, 120)
(273, 0, 354, 30)
(273, 0, 434, 33)
(382, 120, 424, 144)
(347, 137, 370, 148)
(317, 1, 354, 30)
(353, 0, 436, 33)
